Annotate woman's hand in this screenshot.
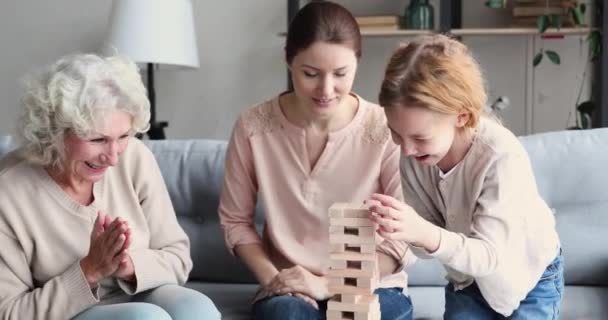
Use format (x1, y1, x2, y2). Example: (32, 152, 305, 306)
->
(253, 288, 319, 310)
(367, 193, 440, 252)
(113, 229, 136, 282)
(80, 212, 131, 286)
(264, 265, 331, 303)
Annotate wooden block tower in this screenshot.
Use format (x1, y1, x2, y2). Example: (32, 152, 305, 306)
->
(327, 203, 380, 320)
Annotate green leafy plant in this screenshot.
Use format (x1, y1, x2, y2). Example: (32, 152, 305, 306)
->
(534, 2, 602, 129)
(532, 2, 587, 67)
(569, 30, 601, 129)
(488, 1, 601, 129)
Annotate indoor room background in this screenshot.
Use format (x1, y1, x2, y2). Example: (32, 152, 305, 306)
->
(0, 0, 595, 139)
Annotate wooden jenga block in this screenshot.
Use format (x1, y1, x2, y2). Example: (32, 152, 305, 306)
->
(328, 295, 379, 313)
(330, 233, 375, 245)
(327, 308, 380, 320)
(329, 284, 374, 295)
(331, 243, 346, 253)
(327, 275, 378, 289)
(330, 259, 347, 269)
(329, 203, 351, 218)
(343, 208, 371, 219)
(328, 203, 371, 219)
(355, 310, 381, 320)
(328, 276, 344, 286)
(328, 268, 376, 279)
(339, 294, 361, 304)
(330, 225, 375, 238)
(330, 259, 375, 272)
(351, 243, 375, 254)
(330, 217, 373, 227)
(330, 252, 375, 262)
(330, 259, 376, 272)
(326, 310, 346, 320)
(330, 243, 375, 254)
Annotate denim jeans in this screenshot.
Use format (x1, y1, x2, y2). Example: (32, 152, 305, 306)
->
(253, 287, 413, 320)
(72, 284, 221, 320)
(444, 251, 564, 320)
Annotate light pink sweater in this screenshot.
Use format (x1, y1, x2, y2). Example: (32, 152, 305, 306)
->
(219, 94, 415, 289)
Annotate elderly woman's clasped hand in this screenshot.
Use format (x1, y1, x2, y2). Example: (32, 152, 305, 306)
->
(79, 211, 134, 286)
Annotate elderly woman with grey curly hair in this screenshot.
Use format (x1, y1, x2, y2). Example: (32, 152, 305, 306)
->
(0, 53, 221, 320)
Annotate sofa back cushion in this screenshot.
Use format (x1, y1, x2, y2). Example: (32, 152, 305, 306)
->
(144, 139, 263, 283)
(0, 136, 15, 156)
(520, 128, 608, 286)
(3, 129, 608, 287)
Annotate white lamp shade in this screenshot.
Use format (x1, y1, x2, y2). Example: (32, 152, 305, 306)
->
(104, 0, 199, 68)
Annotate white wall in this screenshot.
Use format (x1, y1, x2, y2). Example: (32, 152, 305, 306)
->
(0, 0, 594, 139)
(0, 0, 286, 140)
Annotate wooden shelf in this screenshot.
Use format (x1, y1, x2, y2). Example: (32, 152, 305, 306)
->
(280, 27, 594, 38)
(451, 27, 595, 36)
(360, 28, 433, 36)
(354, 27, 595, 37)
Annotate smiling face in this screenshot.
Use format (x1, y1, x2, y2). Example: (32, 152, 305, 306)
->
(385, 105, 470, 170)
(61, 110, 133, 184)
(289, 41, 358, 117)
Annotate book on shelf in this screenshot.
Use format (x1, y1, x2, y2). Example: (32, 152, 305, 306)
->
(511, 15, 575, 27)
(513, 6, 568, 17)
(359, 24, 400, 31)
(514, 0, 571, 3)
(355, 15, 400, 26)
(511, 0, 577, 27)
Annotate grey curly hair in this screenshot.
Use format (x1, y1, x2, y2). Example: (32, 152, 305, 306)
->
(17, 53, 150, 169)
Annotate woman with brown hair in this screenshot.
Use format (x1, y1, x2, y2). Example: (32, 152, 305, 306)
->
(219, 1, 415, 319)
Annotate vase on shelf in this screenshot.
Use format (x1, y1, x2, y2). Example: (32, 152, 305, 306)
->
(404, 0, 434, 30)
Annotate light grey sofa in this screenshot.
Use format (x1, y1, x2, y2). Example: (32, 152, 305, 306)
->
(1, 128, 608, 319)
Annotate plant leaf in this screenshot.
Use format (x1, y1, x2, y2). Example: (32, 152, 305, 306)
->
(577, 100, 595, 115)
(545, 50, 561, 65)
(570, 7, 584, 26)
(578, 112, 589, 129)
(587, 30, 601, 60)
(580, 112, 590, 129)
(551, 15, 562, 30)
(533, 52, 543, 67)
(537, 15, 549, 33)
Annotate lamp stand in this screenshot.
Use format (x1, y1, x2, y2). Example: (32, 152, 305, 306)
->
(146, 63, 168, 140)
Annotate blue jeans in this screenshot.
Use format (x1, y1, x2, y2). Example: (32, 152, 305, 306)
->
(72, 284, 221, 320)
(444, 252, 564, 320)
(253, 287, 413, 320)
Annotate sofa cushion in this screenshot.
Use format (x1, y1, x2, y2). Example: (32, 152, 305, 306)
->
(406, 258, 447, 287)
(554, 202, 608, 286)
(520, 128, 608, 206)
(144, 139, 264, 283)
(561, 286, 608, 320)
(0, 136, 15, 157)
(185, 282, 257, 320)
(519, 128, 608, 287)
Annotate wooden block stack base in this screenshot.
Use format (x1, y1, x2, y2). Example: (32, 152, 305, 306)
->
(327, 294, 381, 320)
(327, 203, 381, 320)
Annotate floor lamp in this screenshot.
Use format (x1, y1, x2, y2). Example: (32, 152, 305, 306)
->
(104, 0, 199, 140)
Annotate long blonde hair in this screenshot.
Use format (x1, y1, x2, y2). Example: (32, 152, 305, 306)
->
(379, 34, 487, 129)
